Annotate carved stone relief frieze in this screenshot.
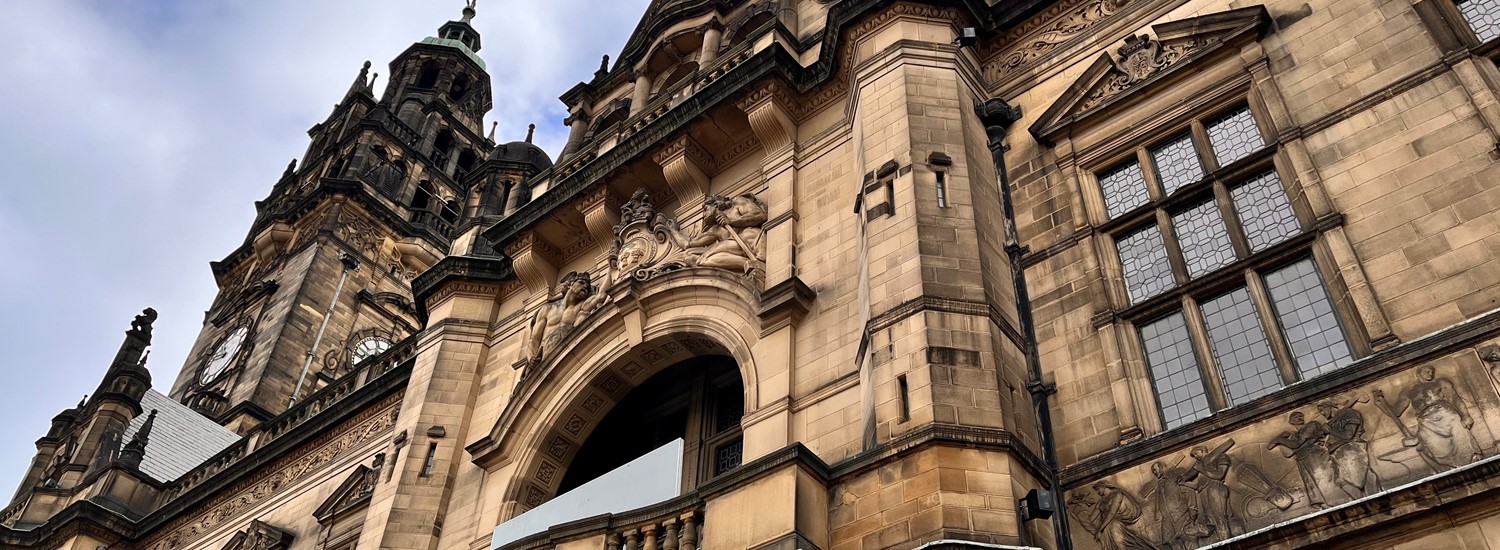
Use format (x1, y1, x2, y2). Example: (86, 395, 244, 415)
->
(1066, 357, 1500, 550)
(608, 188, 767, 283)
(983, 0, 1133, 83)
(141, 397, 400, 550)
(1075, 34, 1206, 113)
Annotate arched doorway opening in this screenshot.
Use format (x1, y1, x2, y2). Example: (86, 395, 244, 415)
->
(557, 355, 744, 494)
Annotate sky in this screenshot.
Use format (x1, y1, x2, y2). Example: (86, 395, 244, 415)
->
(0, 0, 650, 498)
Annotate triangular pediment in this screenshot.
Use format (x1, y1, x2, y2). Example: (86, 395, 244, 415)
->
(1030, 6, 1271, 145)
(314, 465, 377, 524)
(222, 521, 292, 550)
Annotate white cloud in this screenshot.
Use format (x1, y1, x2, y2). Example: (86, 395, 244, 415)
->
(0, 0, 649, 496)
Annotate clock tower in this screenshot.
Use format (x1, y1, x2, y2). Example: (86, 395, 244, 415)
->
(165, 3, 549, 433)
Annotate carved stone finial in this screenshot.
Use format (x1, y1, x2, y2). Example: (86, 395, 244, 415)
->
(595, 54, 611, 80)
(461, 0, 478, 23)
(526, 123, 536, 143)
(130, 308, 158, 337)
(488, 121, 498, 142)
(119, 409, 157, 469)
(283, 158, 297, 178)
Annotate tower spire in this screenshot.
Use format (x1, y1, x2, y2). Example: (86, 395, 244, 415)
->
(347, 61, 373, 98)
(462, 0, 478, 23)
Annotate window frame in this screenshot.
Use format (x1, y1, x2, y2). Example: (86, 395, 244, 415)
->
(1089, 99, 1362, 431)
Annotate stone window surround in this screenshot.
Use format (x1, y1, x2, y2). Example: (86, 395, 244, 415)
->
(1028, 23, 1393, 442)
(1085, 99, 1360, 435)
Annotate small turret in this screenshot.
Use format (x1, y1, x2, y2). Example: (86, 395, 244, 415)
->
(91, 308, 156, 415)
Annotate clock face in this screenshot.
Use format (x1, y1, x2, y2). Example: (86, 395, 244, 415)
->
(201, 327, 248, 385)
(350, 337, 393, 365)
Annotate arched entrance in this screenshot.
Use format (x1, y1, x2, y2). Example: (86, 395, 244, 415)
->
(558, 355, 744, 494)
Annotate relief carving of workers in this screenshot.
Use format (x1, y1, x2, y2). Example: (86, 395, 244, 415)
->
(1188, 440, 1237, 539)
(686, 194, 767, 275)
(1374, 365, 1483, 471)
(1071, 481, 1154, 550)
(1321, 396, 1381, 497)
(522, 271, 608, 366)
(1269, 411, 1335, 509)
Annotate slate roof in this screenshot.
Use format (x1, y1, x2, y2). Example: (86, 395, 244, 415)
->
(120, 390, 241, 482)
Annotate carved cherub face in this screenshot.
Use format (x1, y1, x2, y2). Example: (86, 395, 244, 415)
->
(1289, 411, 1305, 426)
(1190, 446, 1208, 459)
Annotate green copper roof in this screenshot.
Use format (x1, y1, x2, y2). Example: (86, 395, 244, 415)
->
(420, 37, 487, 70)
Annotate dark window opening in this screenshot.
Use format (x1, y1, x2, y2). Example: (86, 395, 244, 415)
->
(456, 149, 479, 180)
(557, 355, 743, 495)
(897, 374, 911, 422)
(936, 171, 949, 208)
(448, 74, 470, 101)
(432, 130, 455, 169)
(441, 199, 461, 224)
(411, 180, 436, 211)
(416, 61, 440, 89)
(420, 443, 438, 477)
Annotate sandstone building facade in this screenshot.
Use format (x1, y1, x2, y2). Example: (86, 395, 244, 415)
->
(6, 0, 1500, 548)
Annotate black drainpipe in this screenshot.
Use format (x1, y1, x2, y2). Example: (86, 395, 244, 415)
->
(976, 98, 1072, 550)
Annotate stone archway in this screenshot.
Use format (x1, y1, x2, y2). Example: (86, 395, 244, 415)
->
(504, 333, 747, 512)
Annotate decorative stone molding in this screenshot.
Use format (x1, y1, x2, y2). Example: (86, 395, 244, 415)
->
(577, 186, 623, 259)
(221, 521, 292, 550)
(608, 189, 767, 283)
(504, 231, 562, 296)
(141, 396, 399, 550)
(1029, 6, 1271, 144)
(651, 136, 715, 200)
(982, 0, 1134, 82)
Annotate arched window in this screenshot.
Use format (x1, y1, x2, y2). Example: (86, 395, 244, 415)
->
(411, 180, 436, 211)
(440, 198, 461, 224)
(432, 130, 455, 170)
(415, 60, 440, 89)
(456, 149, 479, 179)
(654, 62, 699, 96)
(558, 356, 743, 493)
(727, 10, 776, 48)
(589, 106, 629, 140)
(448, 73, 470, 101)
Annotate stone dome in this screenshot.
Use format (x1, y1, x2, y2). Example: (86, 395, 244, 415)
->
(489, 140, 553, 171)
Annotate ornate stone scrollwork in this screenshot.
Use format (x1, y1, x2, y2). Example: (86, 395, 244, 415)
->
(608, 189, 767, 283)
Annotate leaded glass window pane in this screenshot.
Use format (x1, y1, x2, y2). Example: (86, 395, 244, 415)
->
(1099, 161, 1151, 218)
(1118, 225, 1175, 304)
(1172, 199, 1236, 278)
(1141, 312, 1213, 429)
(1206, 107, 1265, 167)
(1265, 259, 1353, 378)
(1200, 288, 1282, 405)
(1150, 133, 1205, 196)
(1460, 0, 1500, 42)
(714, 439, 743, 475)
(1232, 171, 1300, 252)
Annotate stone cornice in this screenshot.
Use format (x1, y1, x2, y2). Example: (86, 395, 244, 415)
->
(412, 255, 515, 325)
(483, 0, 1053, 251)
